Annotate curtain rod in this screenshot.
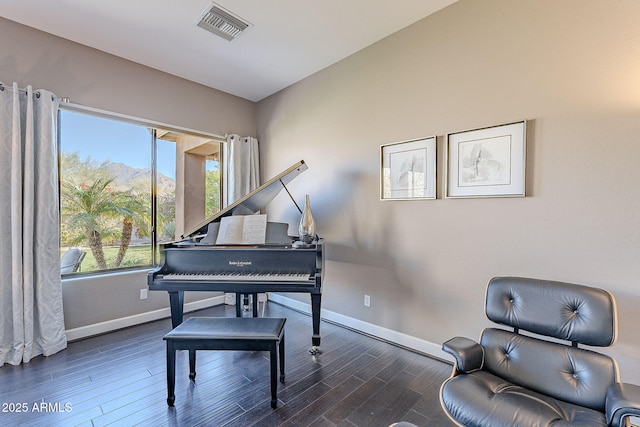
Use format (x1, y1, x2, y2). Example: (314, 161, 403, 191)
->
(60, 98, 227, 141)
(1, 83, 227, 141)
(0, 83, 55, 100)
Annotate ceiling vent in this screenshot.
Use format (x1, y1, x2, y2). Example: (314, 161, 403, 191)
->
(197, 3, 251, 41)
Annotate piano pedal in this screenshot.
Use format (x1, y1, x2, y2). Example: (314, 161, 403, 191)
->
(308, 346, 322, 355)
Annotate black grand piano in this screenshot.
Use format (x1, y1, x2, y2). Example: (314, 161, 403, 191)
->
(148, 160, 324, 354)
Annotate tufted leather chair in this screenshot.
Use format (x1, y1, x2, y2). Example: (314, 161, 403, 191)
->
(440, 277, 640, 427)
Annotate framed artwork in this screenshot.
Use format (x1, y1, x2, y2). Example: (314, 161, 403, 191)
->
(445, 121, 526, 198)
(380, 136, 436, 200)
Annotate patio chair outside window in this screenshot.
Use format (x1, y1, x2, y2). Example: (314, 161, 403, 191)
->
(60, 248, 86, 274)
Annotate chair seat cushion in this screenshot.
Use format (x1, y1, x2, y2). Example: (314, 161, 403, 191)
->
(441, 371, 607, 427)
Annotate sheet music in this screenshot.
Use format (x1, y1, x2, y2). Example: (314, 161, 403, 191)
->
(216, 214, 267, 245)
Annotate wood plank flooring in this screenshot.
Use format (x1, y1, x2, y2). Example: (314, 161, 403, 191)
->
(0, 302, 455, 427)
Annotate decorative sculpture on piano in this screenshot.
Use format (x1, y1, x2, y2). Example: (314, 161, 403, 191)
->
(293, 194, 316, 248)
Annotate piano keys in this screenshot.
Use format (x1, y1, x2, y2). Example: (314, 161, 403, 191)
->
(160, 272, 312, 282)
(148, 160, 325, 354)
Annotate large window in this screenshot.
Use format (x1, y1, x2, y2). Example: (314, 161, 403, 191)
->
(59, 108, 222, 275)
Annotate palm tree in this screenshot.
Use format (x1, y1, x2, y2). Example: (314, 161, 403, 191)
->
(61, 177, 147, 270)
(112, 193, 149, 268)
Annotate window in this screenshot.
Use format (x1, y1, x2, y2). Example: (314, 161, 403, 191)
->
(59, 108, 222, 275)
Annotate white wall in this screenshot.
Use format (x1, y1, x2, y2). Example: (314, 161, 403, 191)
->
(257, 0, 640, 383)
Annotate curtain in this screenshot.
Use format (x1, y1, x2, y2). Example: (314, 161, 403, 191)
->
(224, 134, 260, 306)
(226, 134, 260, 204)
(0, 82, 67, 366)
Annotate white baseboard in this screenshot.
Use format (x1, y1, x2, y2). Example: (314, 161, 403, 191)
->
(65, 296, 225, 341)
(66, 293, 454, 364)
(268, 293, 453, 363)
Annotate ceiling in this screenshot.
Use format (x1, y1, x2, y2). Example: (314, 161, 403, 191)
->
(0, 0, 456, 102)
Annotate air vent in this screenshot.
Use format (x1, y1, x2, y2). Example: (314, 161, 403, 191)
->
(197, 3, 251, 41)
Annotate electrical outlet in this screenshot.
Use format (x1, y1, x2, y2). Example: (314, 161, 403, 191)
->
(364, 294, 371, 307)
(140, 288, 148, 300)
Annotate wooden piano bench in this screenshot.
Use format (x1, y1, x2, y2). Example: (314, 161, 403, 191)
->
(163, 317, 286, 409)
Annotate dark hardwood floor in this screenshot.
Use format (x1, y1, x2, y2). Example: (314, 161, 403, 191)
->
(0, 301, 455, 427)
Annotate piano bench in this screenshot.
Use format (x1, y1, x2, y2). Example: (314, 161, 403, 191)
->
(163, 317, 286, 409)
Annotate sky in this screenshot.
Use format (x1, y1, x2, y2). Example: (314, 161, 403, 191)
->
(59, 109, 177, 178)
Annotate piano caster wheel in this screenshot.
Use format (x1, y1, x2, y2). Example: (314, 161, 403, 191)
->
(308, 346, 321, 355)
(271, 399, 278, 409)
(189, 372, 196, 381)
(167, 396, 175, 407)
(280, 374, 285, 383)
(243, 305, 250, 312)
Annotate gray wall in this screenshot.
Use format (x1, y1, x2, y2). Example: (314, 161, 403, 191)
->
(0, 17, 255, 136)
(2, 2, 640, 384)
(0, 16, 256, 332)
(257, 0, 640, 383)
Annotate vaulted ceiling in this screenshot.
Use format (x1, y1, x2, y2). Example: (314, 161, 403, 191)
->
(0, 0, 456, 101)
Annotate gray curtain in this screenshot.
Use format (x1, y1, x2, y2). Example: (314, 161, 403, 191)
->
(226, 134, 260, 204)
(224, 134, 261, 306)
(0, 82, 67, 366)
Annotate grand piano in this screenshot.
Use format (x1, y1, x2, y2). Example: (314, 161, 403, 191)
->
(148, 160, 324, 354)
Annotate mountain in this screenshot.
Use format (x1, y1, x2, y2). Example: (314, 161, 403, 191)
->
(106, 162, 175, 193)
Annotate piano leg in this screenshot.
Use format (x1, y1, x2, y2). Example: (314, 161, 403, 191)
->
(168, 291, 185, 328)
(235, 294, 242, 317)
(309, 293, 322, 355)
(252, 293, 258, 317)
(234, 293, 259, 317)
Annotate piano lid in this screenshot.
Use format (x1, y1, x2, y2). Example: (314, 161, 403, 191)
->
(182, 160, 308, 239)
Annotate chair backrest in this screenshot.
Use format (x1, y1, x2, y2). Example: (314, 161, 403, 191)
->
(481, 277, 620, 412)
(60, 248, 86, 274)
(485, 276, 617, 346)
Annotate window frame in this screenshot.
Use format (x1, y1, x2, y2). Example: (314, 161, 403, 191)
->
(58, 102, 226, 276)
